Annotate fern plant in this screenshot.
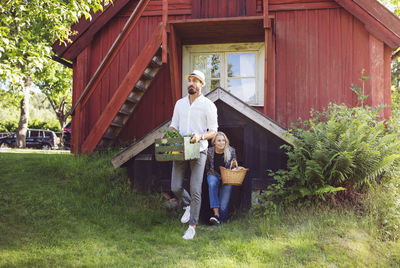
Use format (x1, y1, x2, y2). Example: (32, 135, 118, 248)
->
(267, 103, 400, 204)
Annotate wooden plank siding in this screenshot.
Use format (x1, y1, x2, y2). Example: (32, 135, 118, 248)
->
(273, 7, 390, 127)
(73, 14, 189, 151)
(191, 0, 257, 18)
(69, 0, 399, 153)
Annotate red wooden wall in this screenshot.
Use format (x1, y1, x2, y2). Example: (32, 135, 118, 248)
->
(71, 0, 394, 152)
(272, 7, 392, 126)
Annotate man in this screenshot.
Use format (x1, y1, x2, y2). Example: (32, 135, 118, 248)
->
(169, 70, 218, 240)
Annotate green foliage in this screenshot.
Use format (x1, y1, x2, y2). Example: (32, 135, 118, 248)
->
(267, 103, 400, 205)
(0, 120, 18, 132)
(35, 60, 72, 128)
(350, 69, 369, 107)
(28, 118, 60, 132)
(164, 129, 182, 138)
(364, 182, 400, 240)
(1, 151, 400, 266)
(0, 0, 111, 86)
(0, 91, 61, 132)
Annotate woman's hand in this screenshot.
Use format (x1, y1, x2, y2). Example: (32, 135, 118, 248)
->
(230, 159, 238, 169)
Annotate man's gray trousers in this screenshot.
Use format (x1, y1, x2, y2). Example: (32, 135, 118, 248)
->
(171, 150, 207, 225)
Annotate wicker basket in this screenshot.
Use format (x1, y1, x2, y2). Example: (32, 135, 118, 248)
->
(219, 166, 249, 186)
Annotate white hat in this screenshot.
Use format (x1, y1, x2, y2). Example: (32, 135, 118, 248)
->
(187, 70, 206, 86)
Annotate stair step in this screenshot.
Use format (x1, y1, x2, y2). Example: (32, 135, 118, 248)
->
(142, 68, 156, 80)
(134, 80, 147, 92)
(126, 93, 140, 104)
(103, 134, 115, 140)
(149, 56, 162, 68)
(111, 122, 124, 128)
(118, 110, 130, 116)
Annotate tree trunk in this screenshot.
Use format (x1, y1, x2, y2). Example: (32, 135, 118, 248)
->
(16, 77, 32, 148)
(59, 118, 65, 148)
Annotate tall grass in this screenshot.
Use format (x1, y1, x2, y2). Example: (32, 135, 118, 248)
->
(1, 150, 399, 267)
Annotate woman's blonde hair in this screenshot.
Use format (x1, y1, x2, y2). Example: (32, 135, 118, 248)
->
(211, 131, 231, 163)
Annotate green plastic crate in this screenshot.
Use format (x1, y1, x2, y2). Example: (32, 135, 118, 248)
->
(155, 136, 200, 161)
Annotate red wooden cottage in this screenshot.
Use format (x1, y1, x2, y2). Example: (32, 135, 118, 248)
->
(53, 0, 400, 210)
(53, 0, 400, 156)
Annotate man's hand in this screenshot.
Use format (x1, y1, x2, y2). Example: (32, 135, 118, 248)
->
(190, 133, 201, 143)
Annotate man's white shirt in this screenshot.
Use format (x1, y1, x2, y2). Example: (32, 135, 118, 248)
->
(170, 94, 218, 152)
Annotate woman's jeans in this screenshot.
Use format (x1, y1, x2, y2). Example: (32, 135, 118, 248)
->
(207, 174, 233, 223)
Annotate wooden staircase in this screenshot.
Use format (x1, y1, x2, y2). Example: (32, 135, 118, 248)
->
(80, 23, 163, 153)
(97, 51, 162, 149)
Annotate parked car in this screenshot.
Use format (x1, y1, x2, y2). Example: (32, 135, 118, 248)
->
(63, 122, 71, 150)
(0, 129, 59, 150)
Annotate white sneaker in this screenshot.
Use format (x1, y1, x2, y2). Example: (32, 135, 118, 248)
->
(182, 226, 196, 240)
(180, 206, 190, 223)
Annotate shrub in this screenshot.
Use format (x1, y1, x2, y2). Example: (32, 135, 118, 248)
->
(0, 120, 18, 132)
(266, 103, 400, 205)
(0, 119, 60, 132)
(364, 182, 400, 240)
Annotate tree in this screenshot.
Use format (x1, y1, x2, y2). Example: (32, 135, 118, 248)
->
(0, 0, 110, 147)
(35, 60, 72, 146)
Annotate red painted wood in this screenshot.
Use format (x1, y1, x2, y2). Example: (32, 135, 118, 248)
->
(336, 0, 400, 49)
(117, 64, 174, 144)
(78, 0, 151, 116)
(218, 0, 228, 18)
(383, 45, 392, 119)
(269, 2, 339, 11)
(266, 21, 276, 120)
(269, 0, 332, 4)
(354, 0, 400, 39)
(192, 0, 201, 18)
(263, 0, 270, 28)
(247, 0, 257, 16)
(369, 35, 385, 108)
(340, 10, 355, 107)
(54, 0, 133, 61)
(162, 0, 168, 63)
(118, 18, 130, 87)
(52, 0, 128, 58)
(272, 8, 394, 128)
(87, 36, 102, 138)
(168, 25, 181, 102)
(67, 0, 397, 151)
(256, 0, 263, 15)
(81, 24, 163, 153)
(352, 17, 370, 107)
(72, 48, 89, 153)
(190, 0, 257, 18)
(170, 16, 265, 44)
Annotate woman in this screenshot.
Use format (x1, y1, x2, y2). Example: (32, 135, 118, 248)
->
(205, 132, 238, 224)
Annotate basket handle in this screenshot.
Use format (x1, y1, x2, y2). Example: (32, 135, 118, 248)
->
(229, 158, 238, 170)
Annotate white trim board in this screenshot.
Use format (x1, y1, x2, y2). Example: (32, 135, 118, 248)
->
(111, 121, 170, 168)
(111, 87, 293, 168)
(207, 87, 293, 144)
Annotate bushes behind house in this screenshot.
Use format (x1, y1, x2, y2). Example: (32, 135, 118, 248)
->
(260, 103, 400, 240)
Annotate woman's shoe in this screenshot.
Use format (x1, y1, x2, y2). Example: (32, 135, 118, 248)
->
(209, 215, 220, 225)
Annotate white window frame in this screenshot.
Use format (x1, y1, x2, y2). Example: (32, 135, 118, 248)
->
(182, 42, 265, 106)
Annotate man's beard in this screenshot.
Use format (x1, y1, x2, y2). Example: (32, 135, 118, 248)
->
(188, 87, 196, 95)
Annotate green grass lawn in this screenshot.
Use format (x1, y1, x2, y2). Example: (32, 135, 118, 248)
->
(1, 150, 399, 267)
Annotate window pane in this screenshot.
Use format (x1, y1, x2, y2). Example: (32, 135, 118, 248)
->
(192, 54, 221, 93)
(30, 131, 39, 137)
(210, 80, 220, 90)
(227, 53, 255, 77)
(227, 78, 256, 103)
(192, 54, 220, 78)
